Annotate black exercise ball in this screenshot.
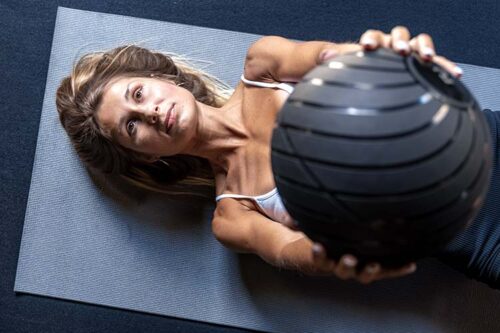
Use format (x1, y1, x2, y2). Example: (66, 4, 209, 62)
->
(271, 48, 493, 267)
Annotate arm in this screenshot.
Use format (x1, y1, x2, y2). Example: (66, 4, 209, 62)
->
(212, 199, 417, 280)
(212, 200, 312, 269)
(212, 199, 322, 274)
(244, 35, 362, 83)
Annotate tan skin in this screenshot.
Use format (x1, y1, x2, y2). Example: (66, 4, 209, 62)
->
(96, 26, 461, 283)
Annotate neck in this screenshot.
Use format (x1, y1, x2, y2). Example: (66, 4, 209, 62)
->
(186, 100, 248, 170)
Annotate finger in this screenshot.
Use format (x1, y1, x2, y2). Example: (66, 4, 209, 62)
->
(373, 262, 417, 281)
(415, 33, 435, 61)
(312, 243, 337, 273)
(360, 29, 384, 50)
(433, 55, 464, 78)
(391, 26, 411, 55)
(333, 254, 358, 280)
(312, 242, 326, 259)
(381, 34, 392, 49)
(409, 37, 418, 53)
(358, 262, 381, 284)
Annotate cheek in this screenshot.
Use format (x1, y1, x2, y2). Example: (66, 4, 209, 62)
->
(157, 81, 177, 97)
(135, 126, 159, 145)
(163, 85, 175, 97)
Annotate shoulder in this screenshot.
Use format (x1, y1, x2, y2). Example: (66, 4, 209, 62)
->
(213, 197, 262, 232)
(211, 198, 266, 253)
(244, 36, 298, 82)
(212, 197, 306, 263)
(214, 196, 254, 220)
(247, 35, 295, 55)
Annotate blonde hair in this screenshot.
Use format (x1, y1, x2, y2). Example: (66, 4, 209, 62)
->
(56, 45, 234, 202)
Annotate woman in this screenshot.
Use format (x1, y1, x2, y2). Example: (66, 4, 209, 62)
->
(56, 26, 471, 285)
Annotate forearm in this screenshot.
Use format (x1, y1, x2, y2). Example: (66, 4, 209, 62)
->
(275, 41, 361, 82)
(245, 36, 362, 83)
(213, 204, 331, 276)
(245, 225, 322, 276)
(274, 235, 322, 276)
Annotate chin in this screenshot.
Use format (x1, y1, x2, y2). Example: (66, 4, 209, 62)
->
(179, 104, 197, 132)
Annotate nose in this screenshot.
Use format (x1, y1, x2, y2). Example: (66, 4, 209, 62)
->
(147, 105, 160, 124)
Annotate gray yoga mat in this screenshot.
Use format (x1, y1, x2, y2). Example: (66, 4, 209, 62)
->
(15, 6, 500, 333)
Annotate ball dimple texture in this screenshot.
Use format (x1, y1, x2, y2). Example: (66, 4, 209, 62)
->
(271, 48, 493, 267)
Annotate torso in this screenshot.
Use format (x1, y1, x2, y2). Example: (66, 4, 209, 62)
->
(212, 77, 290, 213)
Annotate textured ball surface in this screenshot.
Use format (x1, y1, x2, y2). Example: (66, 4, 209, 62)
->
(271, 48, 493, 267)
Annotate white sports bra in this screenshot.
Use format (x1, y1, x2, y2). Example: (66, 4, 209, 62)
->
(215, 75, 295, 223)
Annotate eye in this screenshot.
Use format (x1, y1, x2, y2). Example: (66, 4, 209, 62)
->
(134, 87, 143, 101)
(126, 119, 138, 136)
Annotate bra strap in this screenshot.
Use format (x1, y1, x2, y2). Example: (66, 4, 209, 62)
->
(240, 74, 294, 94)
(215, 193, 256, 202)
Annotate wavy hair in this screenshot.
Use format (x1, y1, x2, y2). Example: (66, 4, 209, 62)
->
(56, 45, 234, 202)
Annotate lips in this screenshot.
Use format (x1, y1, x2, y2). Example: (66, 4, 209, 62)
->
(164, 104, 175, 134)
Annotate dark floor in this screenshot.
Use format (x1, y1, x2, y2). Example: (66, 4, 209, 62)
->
(1, 0, 500, 332)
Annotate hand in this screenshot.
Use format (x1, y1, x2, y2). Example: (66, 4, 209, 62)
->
(359, 26, 463, 78)
(280, 214, 417, 283)
(310, 243, 417, 284)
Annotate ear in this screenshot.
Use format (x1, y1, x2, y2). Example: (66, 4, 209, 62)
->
(131, 150, 160, 164)
(142, 155, 160, 163)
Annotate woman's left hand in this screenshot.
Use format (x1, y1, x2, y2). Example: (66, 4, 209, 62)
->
(359, 26, 463, 78)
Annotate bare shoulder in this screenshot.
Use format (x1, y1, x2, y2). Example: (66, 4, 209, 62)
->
(247, 35, 297, 56)
(211, 198, 263, 253)
(211, 198, 305, 263)
(244, 35, 299, 82)
(213, 196, 254, 221)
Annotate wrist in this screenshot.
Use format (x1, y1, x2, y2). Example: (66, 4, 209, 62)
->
(337, 42, 363, 54)
(317, 43, 362, 64)
(277, 237, 318, 274)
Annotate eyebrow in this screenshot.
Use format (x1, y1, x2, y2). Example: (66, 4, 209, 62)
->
(124, 82, 131, 101)
(118, 115, 126, 138)
(119, 82, 133, 137)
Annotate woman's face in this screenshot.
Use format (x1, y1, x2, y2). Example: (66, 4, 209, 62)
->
(95, 76, 199, 158)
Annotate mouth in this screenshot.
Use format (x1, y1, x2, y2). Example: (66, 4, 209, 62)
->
(164, 104, 176, 134)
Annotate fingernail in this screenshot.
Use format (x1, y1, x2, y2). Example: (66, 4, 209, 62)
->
(407, 263, 417, 273)
(422, 47, 435, 58)
(367, 264, 379, 273)
(394, 40, 410, 53)
(361, 37, 377, 48)
(454, 66, 464, 76)
(312, 244, 322, 255)
(343, 256, 357, 267)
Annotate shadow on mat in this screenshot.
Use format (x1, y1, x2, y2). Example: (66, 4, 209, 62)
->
(86, 166, 213, 231)
(236, 253, 500, 333)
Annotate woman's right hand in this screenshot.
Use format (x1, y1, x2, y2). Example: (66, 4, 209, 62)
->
(281, 212, 417, 283)
(309, 243, 417, 284)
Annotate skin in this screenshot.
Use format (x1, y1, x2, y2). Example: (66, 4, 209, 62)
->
(96, 76, 249, 165)
(359, 27, 462, 77)
(95, 26, 459, 284)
